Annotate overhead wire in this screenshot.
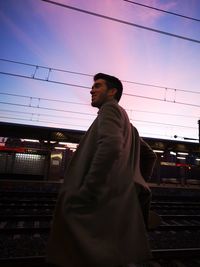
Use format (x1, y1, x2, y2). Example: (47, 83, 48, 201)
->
(1, 70, 200, 109)
(0, 92, 199, 118)
(0, 100, 197, 130)
(0, 101, 96, 117)
(0, 65, 199, 141)
(1, 91, 199, 119)
(0, 115, 86, 129)
(1, 2, 199, 139)
(0, 109, 92, 121)
(0, 109, 179, 139)
(41, 0, 200, 44)
(0, 91, 91, 107)
(0, 112, 196, 130)
(1, 58, 200, 95)
(123, 0, 200, 22)
(1, 92, 198, 139)
(132, 119, 196, 129)
(5, 112, 193, 142)
(0, 71, 90, 90)
(0, 58, 93, 78)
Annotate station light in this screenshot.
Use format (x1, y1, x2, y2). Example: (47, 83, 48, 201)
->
(54, 147, 67, 150)
(177, 156, 186, 160)
(177, 152, 189, 155)
(15, 153, 43, 159)
(153, 150, 164, 153)
(23, 139, 40, 143)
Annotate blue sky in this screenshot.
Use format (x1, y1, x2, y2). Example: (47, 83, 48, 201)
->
(0, 0, 200, 141)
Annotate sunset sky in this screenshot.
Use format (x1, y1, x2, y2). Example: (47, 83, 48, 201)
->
(0, 0, 200, 142)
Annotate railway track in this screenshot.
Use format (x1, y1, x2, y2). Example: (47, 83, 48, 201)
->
(1, 249, 200, 267)
(0, 214, 200, 233)
(1, 194, 200, 232)
(1, 189, 200, 267)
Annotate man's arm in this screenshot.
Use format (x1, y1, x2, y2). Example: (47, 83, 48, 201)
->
(83, 102, 123, 193)
(140, 138, 157, 181)
(67, 102, 123, 207)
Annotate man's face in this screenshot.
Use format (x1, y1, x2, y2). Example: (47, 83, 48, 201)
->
(90, 79, 113, 108)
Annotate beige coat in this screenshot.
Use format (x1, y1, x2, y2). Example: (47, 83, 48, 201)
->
(47, 100, 151, 267)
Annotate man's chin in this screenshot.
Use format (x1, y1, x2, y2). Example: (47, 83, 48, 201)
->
(91, 102, 98, 107)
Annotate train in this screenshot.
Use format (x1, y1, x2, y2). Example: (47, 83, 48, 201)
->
(0, 122, 199, 186)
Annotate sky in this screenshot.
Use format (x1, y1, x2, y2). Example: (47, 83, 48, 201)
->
(0, 0, 200, 142)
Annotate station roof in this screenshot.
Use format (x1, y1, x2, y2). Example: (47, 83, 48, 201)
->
(0, 122, 199, 152)
(0, 122, 85, 143)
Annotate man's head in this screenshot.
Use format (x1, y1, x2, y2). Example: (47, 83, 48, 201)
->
(90, 73, 123, 108)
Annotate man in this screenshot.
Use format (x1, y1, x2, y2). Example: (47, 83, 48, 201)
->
(47, 73, 153, 267)
(136, 134, 157, 228)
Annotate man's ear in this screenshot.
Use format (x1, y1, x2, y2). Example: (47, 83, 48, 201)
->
(108, 88, 117, 98)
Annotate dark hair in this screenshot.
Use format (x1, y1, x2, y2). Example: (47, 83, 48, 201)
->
(94, 73, 123, 102)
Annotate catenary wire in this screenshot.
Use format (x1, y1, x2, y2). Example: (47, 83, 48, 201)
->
(41, 0, 200, 44)
(0, 115, 86, 129)
(0, 103, 197, 130)
(1, 58, 199, 138)
(1, 102, 198, 140)
(0, 92, 199, 118)
(0, 109, 92, 121)
(0, 101, 96, 117)
(1, 58, 200, 95)
(0, 113, 179, 139)
(0, 92, 90, 107)
(0, 58, 93, 78)
(0, 113, 196, 129)
(1, 70, 200, 109)
(0, 92, 199, 119)
(2, 113, 195, 141)
(123, 0, 200, 22)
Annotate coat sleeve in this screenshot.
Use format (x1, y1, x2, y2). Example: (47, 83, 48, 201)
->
(140, 138, 157, 181)
(82, 102, 124, 195)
